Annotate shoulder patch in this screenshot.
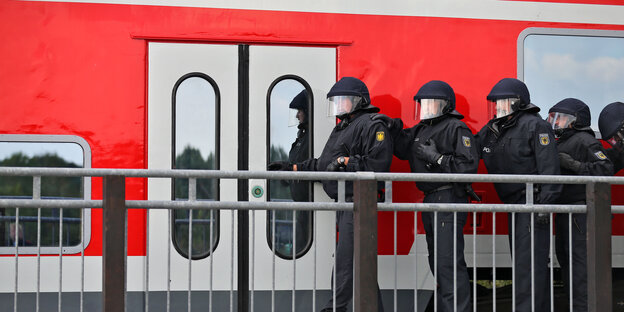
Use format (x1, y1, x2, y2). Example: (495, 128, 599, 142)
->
(594, 151, 607, 160)
(539, 133, 550, 146)
(462, 136, 471, 147)
(376, 131, 385, 142)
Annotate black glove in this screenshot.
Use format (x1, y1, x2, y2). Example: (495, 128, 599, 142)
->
(414, 139, 442, 164)
(326, 157, 347, 172)
(535, 213, 550, 226)
(267, 161, 293, 171)
(558, 153, 582, 173)
(371, 114, 402, 137)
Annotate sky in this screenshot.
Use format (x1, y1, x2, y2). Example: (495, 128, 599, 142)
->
(0, 142, 84, 166)
(524, 34, 624, 134)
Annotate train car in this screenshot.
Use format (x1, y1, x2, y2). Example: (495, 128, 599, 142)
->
(1, 0, 623, 310)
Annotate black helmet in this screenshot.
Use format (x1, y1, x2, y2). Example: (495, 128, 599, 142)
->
(413, 80, 462, 119)
(599, 102, 624, 140)
(289, 90, 309, 111)
(326, 77, 379, 118)
(487, 78, 539, 114)
(548, 98, 591, 129)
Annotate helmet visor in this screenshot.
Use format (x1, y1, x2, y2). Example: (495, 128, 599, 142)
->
(288, 108, 307, 127)
(546, 112, 576, 130)
(327, 95, 361, 117)
(488, 98, 519, 119)
(415, 98, 447, 121)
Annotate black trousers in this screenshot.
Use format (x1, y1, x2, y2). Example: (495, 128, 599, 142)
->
(422, 189, 471, 312)
(555, 212, 587, 312)
(507, 198, 551, 312)
(322, 211, 384, 312)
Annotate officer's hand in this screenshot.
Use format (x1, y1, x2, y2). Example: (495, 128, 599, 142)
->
(267, 161, 293, 171)
(535, 213, 550, 226)
(326, 157, 346, 172)
(414, 139, 442, 164)
(371, 114, 402, 137)
(558, 153, 582, 173)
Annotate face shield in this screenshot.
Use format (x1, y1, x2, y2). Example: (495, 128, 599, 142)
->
(288, 109, 307, 127)
(488, 98, 520, 119)
(415, 99, 447, 121)
(546, 112, 576, 138)
(327, 95, 361, 118)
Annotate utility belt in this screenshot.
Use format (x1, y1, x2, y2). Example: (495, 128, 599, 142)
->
(423, 184, 454, 196)
(424, 183, 482, 202)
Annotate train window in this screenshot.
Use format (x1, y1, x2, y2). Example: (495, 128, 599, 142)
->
(266, 76, 313, 260)
(521, 29, 624, 135)
(172, 73, 220, 260)
(0, 135, 91, 255)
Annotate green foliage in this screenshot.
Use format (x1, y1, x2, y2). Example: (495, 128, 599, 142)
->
(0, 152, 82, 247)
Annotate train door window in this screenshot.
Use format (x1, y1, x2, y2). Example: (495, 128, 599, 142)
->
(520, 29, 624, 134)
(0, 135, 91, 254)
(172, 73, 220, 259)
(266, 76, 313, 259)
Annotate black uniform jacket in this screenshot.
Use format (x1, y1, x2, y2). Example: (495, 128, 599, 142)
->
(605, 148, 624, 174)
(296, 112, 393, 200)
(288, 125, 311, 202)
(556, 130, 613, 203)
(393, 115, 479, 193)
(476, 111, 562, 204)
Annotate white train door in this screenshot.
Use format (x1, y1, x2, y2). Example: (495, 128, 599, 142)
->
(147, 42, 336, 310)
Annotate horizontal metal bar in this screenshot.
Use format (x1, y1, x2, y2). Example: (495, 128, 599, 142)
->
(0, 167, 622, 185)
(1, 198, 624, 213)
(0, 216, 81, 223)
(378, 203, 587, 213)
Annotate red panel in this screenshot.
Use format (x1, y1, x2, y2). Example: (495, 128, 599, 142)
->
(1, 1, 624, 257)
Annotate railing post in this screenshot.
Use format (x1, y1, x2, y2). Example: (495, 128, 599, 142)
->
(586, 182, 611, 312)
(353, 177, 378, 312)
(103, 175, 126, 312)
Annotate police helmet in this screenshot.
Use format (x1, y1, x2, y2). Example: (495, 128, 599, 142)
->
(413, 80, 463, 120)
(547, 98, 591, 138)
(327, 77, 379, 118)
(487, 78, 539, 117)
(599, 102, 624, 141)
(289, 90, 309, 111)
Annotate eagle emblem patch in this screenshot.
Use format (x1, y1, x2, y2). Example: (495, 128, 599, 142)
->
(376, 131, 385, 142)
(595, 151, 607, 160)
(462, 136, 471, 147)
(539, 133, 550, 146)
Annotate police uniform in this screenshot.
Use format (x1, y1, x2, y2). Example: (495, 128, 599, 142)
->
(549, 98, 613, 312)
(295, 77, 392, 312)
(477, 111, 561, 312)
(599, 102, 624, 174)
(476, 78, 561, 312)
(391, 80, 478, 312)
(288, 123, 310, 202)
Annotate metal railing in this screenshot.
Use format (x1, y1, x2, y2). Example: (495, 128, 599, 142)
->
(0, 167, 623, 312)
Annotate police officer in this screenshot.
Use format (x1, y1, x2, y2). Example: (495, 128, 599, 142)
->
(546, 98, 613, 312)
(382, 80, 477, 311)
(284, 89, 311, 202)
(476, 78, 561, 312)
(270, 77, 391, 312)
(599, 101, 624, 174)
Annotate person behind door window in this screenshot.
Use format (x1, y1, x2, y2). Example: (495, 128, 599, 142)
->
(546, 98, 613, 312)
(378, 80, 478, 311)
(268, 89, 312, 202)
(475, 78, 562, 312)
(599, 101, 624, 174)
(269, 77, 391, 312)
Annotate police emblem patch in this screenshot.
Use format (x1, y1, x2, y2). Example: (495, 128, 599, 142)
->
(595, 151, 607, 160)
(376, 131, 385, 142)
(462, 136, 471, 147)
(539, 133, 550, 146)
